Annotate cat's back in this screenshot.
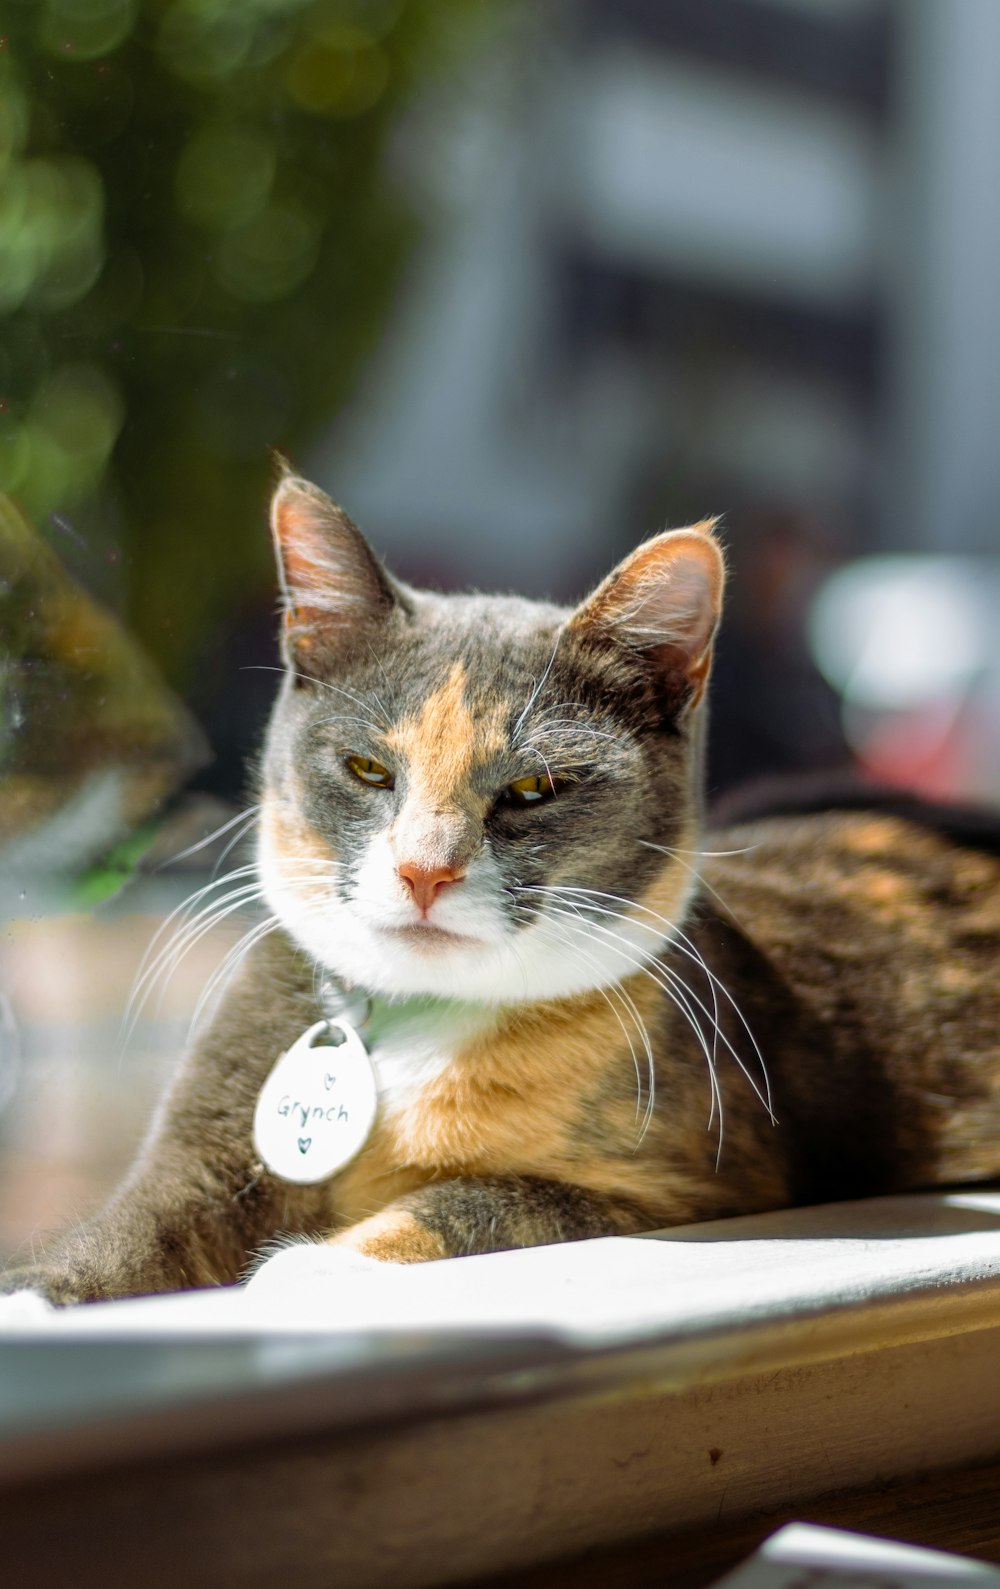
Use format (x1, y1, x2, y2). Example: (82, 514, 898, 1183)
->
(697, 802, 1000, 1195)
(703, 802, 1000, 949)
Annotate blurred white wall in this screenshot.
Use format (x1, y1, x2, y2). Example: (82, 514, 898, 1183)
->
(888, 0, 1000, 553)
(313, 0, 1000, 599)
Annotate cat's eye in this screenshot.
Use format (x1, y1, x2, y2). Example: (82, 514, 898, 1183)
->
(503, 773, 563, 807)
(345, 754, 394, 789)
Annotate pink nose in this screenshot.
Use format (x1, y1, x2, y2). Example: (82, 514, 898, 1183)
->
(396, 862, 465, 915)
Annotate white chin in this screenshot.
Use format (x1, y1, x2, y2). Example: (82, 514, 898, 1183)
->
(257, 824, 678, 1003)
(260, 869, 658, 1005)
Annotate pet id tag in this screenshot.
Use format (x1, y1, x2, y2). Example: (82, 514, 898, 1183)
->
(253, 1019, 378, 1184)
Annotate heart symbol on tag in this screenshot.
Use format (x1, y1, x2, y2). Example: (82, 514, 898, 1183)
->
(324, 1074, 336, 1091)
(297, 1137, 312, 1155)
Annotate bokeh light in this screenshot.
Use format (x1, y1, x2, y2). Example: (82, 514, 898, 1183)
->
(175, 123, 278, 232)
(39, 0, 138, 62)
(0, 65, 31, 166)
(156, 2, 258, 82)
(809, 558, 993, 711)
(18, 364, 124, 517)
(212, 199, 323, 301)
(0, 155, 104, 313)
(284, 34, 389, 117)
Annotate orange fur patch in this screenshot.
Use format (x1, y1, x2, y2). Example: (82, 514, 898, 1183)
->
(841, 818, 901, 857)
(260, 796, 339, 898)
(385, 662, 476, 807)
(858, 870, 917, 914)
(329, 1156, 432, 1232)
(383, 661, 511, 869)
(328, 1208, 447, 1263)
(363, 975, 714, 1220)
(385, 662, 508, 809)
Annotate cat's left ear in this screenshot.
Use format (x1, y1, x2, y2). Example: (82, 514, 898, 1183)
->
(270, 471, 405, 664)
(568, 521, 724, 709)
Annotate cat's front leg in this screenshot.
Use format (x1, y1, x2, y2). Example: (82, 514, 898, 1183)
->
(0, 931, 329, 1309)
(330, 1174, 654, 1261)
(0, 1109, 334, 1308)
(243, 1175, 654, 1308)
(249, 1175, 653, 1295)
(0, 1147, 280, 1307)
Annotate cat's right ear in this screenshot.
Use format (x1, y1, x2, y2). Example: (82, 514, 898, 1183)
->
(270, 473, 403, 666)
(568, 521, 725, 712)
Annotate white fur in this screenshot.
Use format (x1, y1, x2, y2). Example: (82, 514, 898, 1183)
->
(365, 997, 491, 1118)
(244, 1244, 383, 1299)
(258, 822, 678, 1006)
(0, 1288, 54, 1327)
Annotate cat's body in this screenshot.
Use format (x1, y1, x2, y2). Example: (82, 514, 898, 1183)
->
(3, 475, 999, 1305)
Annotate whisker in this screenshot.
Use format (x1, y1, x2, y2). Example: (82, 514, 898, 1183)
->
(545, 890, 760, 1117)
(314, 712, 387, 738)
(523, 721, 620, 746)
(529, 908, 657, 1142)
(214, 810, 262, 876)
(188, 912, 285, 1038)
(513, 906, 655, 1147)
(640, 840, 759, 858)
(186, 881, 343, 1043)
(364, 639, 394, 704)
(162, 805, 262, 870)
(522, 742, 556, 789)
(120, 861, 341, 1056)
(512, 631, 563, 742)
(242, 664, 392, 729)
(506, 932, 533, 1003)
(121, 865, 263, 1042)
(532, 881, 772, 1122)
(637, 840, 753, 935)
(526, 896, 723, 1149)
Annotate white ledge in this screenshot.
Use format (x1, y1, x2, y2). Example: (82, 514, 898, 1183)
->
(5, 1190, 1000, 1588)
(6, 1190, 1000, 1352)
(3, 1191, 1000, 1437)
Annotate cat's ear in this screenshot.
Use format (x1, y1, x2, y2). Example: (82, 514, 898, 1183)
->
(568, 521, 724, 709)
(270, 472, 404, 663)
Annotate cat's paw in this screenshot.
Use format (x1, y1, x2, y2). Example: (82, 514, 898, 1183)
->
(243, 1241, 385, 1304)
(0, 1288, 56, 1327)
(0, 1262, 95, 1308)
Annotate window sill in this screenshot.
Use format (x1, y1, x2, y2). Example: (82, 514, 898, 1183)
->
(3, 1190, 1000, 1587)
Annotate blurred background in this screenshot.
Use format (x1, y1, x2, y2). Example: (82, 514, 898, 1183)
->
(2, 0, 1000, 1257)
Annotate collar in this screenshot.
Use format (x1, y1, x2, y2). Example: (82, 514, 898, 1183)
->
(318, 976, 372, 1034)
(317, 976, 499, 1049)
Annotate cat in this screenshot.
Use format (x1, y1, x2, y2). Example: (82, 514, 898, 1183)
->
(3, 468, 1000, 1307)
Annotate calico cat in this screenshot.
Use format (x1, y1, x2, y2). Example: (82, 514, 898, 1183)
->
(3, 470, 1000, 1306)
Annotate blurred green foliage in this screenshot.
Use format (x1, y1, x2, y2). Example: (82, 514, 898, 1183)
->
(0, 492, 206, 861)
(1, 0, 492, 688)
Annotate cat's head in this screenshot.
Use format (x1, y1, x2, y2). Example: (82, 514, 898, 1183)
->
(258, 472, 724, 1004)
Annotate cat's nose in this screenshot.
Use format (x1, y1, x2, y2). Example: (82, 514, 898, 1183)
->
(396, 861, 466, 915)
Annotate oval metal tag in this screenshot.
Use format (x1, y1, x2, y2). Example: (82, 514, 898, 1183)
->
(253, 1019, 378, 1185)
